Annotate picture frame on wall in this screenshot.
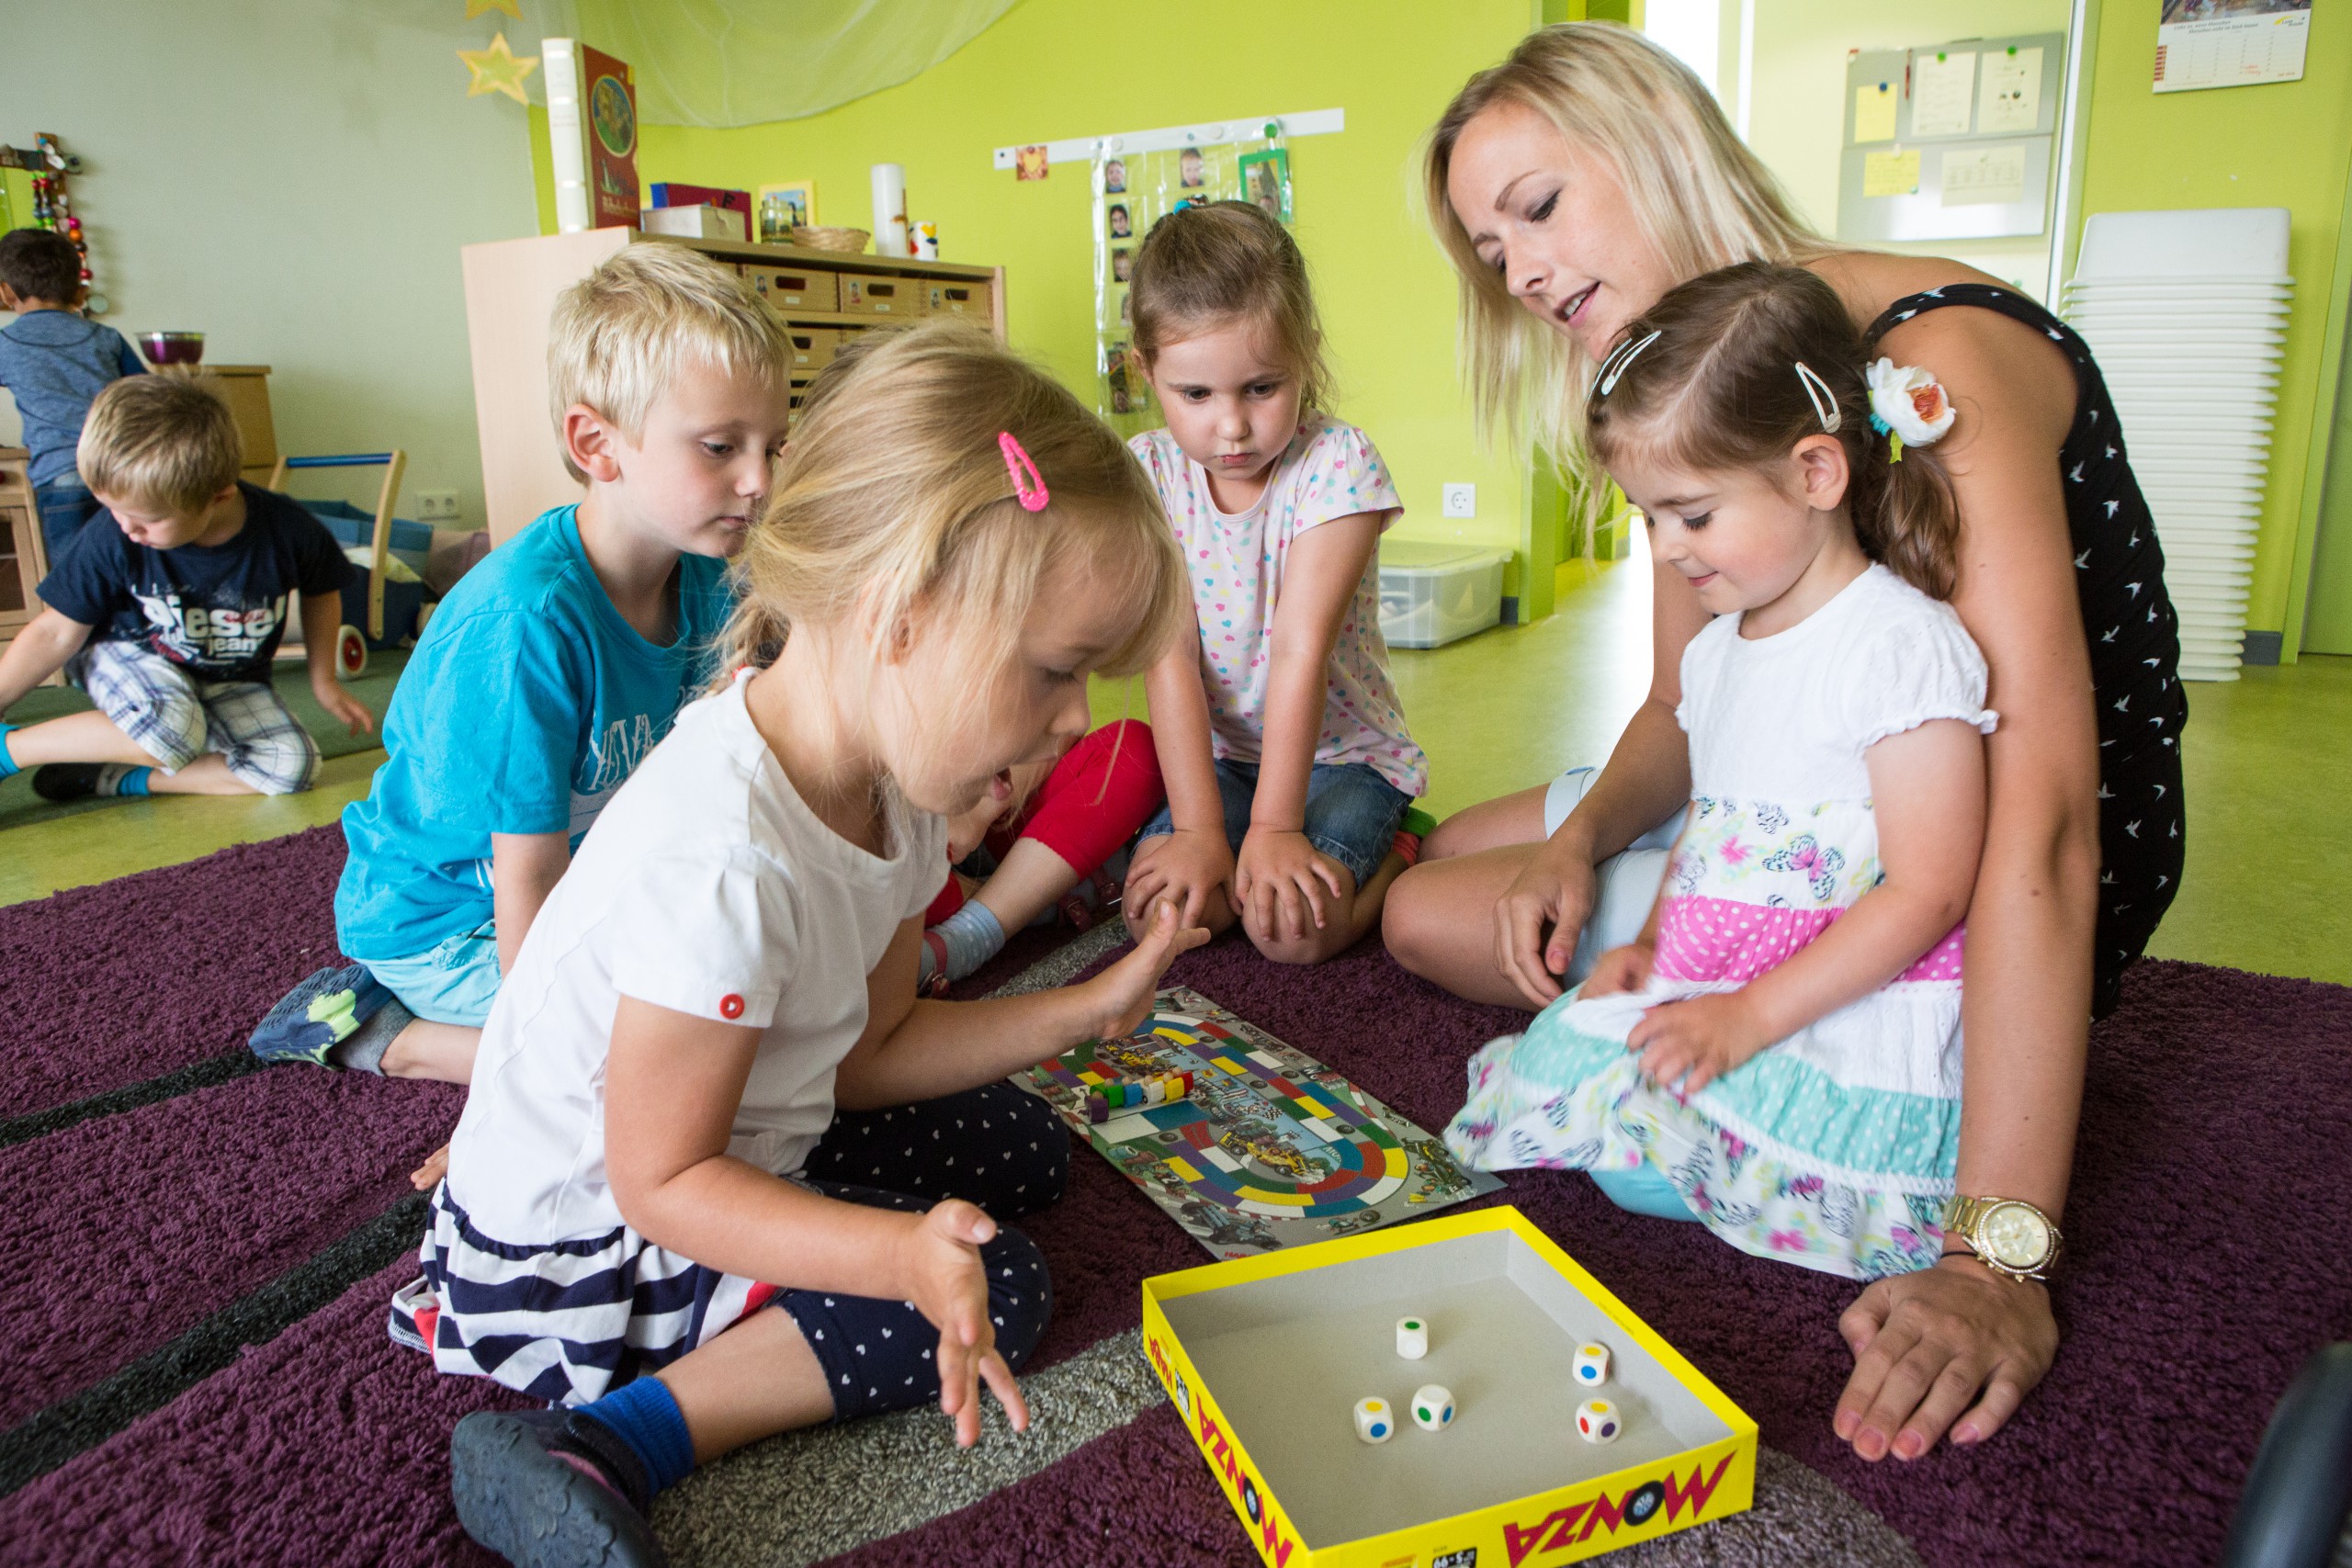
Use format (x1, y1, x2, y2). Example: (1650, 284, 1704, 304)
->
(758, 180, 815, 243)
(1238, 148, 1292, 223)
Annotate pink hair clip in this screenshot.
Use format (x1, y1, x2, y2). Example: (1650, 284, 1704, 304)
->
(999, 431, 1049, 512)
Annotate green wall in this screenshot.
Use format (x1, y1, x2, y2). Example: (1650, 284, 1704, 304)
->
(2076, 1, 2352, 657)
(611, 0, 1548, 604)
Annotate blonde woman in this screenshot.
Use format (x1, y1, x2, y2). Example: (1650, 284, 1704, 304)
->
(1387, 24, 2183, 1466)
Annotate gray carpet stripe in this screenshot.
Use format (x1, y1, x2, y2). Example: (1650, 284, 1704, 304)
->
(0, 1192, 430, 1498)
(652, 1329, 1167, 1568)
(0, 1050, 268, 1150)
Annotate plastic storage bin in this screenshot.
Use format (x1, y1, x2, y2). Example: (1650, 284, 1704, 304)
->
(1378, 539, 1510, 648)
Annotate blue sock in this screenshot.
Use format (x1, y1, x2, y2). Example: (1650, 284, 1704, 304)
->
(0, 726, 17, 778)
(578, 1376, 695, 1495)
(921, 899, 1006, 987)
(110, 765, 153, 797)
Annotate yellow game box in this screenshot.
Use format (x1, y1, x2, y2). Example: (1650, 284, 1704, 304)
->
(1139, 1205, 1758, 1567)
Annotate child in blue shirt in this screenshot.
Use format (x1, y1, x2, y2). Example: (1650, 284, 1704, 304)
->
(0, 228, 144, 559)
(250, 244, 794, 1121)
(0, 376, 368, 799)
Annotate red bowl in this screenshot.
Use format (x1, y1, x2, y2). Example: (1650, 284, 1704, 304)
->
(138, 332, 205, 366)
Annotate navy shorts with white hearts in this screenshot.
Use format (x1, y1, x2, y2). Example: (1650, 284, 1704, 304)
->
(788, 1081, 1066, 1421)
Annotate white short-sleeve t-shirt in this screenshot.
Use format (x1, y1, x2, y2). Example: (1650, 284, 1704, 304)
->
(445, 676, 948, 1245)
(1130, 416, 1428, 796)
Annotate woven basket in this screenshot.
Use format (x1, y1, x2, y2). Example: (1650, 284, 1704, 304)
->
(791, 225, 870, 254)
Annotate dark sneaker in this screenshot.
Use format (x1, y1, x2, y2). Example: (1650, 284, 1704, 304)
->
(247, 964, 406, 1069)
(450, 1407, 668, 1568)
(29, 763, 102, 801)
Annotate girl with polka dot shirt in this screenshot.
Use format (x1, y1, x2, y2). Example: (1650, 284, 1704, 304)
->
(406, 327, 1205, 1568)
(1448, 265, 1996, 1282)
(1121, 201, 1429, 966)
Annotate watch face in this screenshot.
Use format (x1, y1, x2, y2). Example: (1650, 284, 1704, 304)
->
(1980, 1202, 2050, 1269)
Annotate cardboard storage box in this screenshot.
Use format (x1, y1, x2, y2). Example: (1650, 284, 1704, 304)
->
(838, 272, 918, 316)
(786, 328, 839, 374)
(744, 265, 840, 313)
(641, 204, 746, 242)
(1143, 1206, 1756, 1567)
(925, 280, 993, 319)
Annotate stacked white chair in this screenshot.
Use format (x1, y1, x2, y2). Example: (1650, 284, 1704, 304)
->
(2063, 208, 2292, 682)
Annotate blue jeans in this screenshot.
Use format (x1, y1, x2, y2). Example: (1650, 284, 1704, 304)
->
(1139, 757, 1410, 889)
(34, 483, 101, 563)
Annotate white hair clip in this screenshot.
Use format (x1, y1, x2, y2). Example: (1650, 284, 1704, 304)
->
(1590, 330, 1662, 398)
(1792, 362, 1842, 434)
(1865, 357, 1955, 462)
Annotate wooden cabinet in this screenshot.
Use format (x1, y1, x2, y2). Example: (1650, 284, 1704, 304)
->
(0, 446, 47, 661)
(460, 231, 1008, 544)
(207, 365, 282, 486)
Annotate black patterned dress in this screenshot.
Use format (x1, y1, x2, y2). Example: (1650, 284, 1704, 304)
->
(1868, 284, 2187, 1019)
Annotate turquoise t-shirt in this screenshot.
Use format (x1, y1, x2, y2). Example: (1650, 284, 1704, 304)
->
(335, 506, 734, 962)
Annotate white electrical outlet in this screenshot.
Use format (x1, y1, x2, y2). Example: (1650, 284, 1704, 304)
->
(416, 491, 460, 522)
(1442, 482, 1476, 519)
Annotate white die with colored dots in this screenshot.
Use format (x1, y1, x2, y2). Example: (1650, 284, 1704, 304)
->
(1575, 1397, 1623, 1444)
(1354, 1396, 1396, 1443)
(1411, 1384, 1454, 1431)
(1396, 1315, 1429, 1359)
(1572, 1341, 1611, 1386)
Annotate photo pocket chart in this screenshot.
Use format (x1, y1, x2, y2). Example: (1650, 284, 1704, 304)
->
(1837, 32, 2065, 245)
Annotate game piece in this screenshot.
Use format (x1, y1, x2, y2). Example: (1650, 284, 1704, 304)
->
(1353, 1396, 1394, 1443)
(1086, 1094, 1108, 1125)
(1145, 1077, 1166, 1105)
(1411, 1384, 1453, 1431)
(1575, 1397, 1622, 1444)
(1396, 1316, 1429, 1359)
(1573, 1341, 1611, 1386)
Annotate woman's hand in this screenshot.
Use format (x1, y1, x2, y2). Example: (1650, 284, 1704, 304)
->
(1627, 991, 1770, 1095)
(1079, 897, 1212, 1041)
(1494, 836, 1601, 1010)
(895, 1200, 1032, 1449)
(1235, 827, 1345, 944)
(1580, 942, 1654, 998)
(1834, 1252, 2060, 1461)
(1125, 827, 1234, 931)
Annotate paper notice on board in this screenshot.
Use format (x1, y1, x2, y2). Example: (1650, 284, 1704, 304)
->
(1912, 51, 1977, 136)
(2154, 6, 2310, 94)
(1863, 149, 1922, 198)
(1978, 47, 2043, 133)
(1941, 143, 2028, 207)
(1854, 82, 1899, 141)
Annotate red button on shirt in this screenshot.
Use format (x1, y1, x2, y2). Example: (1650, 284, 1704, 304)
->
(719, 993, 745, 1020)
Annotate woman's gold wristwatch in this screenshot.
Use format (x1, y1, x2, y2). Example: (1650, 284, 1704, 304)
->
(1940, 1195, 2063, 1283)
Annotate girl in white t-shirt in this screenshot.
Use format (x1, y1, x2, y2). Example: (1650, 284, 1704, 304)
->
(1122, 201, 1429, 965)
(409, 324, 1201, 1568)
(1447, 263, 1997, 1282)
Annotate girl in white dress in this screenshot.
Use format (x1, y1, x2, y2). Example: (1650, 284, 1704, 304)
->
(1447, 262, 1996, 1281)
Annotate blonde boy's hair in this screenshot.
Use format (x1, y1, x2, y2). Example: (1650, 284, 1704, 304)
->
(715, 321, 1189, 780)
(77, 373, 243, 515)
(547, 243, 794, 482)
(1423, 22, 1828, 465)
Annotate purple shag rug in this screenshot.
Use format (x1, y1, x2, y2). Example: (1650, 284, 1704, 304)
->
(3, 828, 2346, 1567)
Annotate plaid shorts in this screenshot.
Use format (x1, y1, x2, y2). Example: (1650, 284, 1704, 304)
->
(71, 638, 320, 795)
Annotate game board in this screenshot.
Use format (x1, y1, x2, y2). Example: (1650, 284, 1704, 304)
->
(1024, 987, 1503, 1258)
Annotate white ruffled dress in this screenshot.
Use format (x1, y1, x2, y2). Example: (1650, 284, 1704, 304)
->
(1446, 566, 1997, 1280)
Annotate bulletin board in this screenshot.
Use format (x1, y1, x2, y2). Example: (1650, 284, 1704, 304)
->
(1093, 124, 1292, 436)
(1836, 33, 2065, 244)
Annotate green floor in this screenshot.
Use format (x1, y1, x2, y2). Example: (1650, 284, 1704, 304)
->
(6, 565, 2348, 987)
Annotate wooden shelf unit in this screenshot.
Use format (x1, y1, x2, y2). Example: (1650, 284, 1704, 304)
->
(0, 447, 45, 664)
(460, 231, 1008, 545)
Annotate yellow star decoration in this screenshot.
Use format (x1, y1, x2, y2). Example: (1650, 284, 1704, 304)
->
(458, 31, 538, 103)
(465, 0, 524, 17)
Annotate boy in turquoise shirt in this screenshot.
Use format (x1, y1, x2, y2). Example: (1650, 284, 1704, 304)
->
(251, 246, 792, 1110)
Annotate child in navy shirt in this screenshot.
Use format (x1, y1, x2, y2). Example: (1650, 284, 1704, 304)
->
(0, 375, 367, 800)
(0, 228, 145, 558)
(249, 245, 793, 1131)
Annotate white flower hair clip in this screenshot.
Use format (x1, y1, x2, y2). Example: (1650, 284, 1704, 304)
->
(1865, 357, 1955, 461)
